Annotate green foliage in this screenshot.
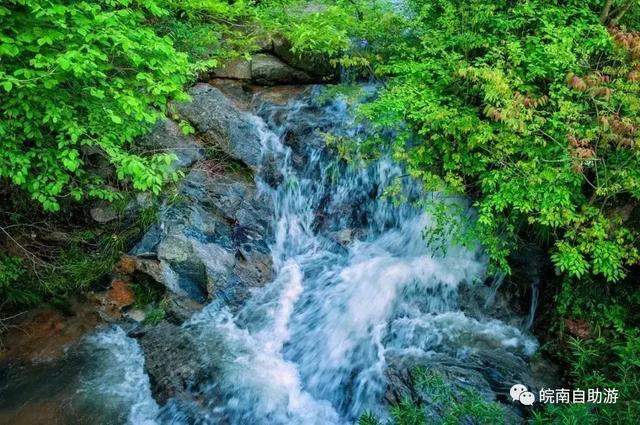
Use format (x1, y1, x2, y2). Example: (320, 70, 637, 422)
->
(143, 304, 166, 325)
(360, 368, 505, 425)
(154, 0, 258, 70)
(258, 0, 404, 69)
(0, 254, 40, 305)
(0, 202, 159, 310)
(535, 274, 640, 424)
(358, 412, 381, 425)
(0, 0, 193, 212)
(324, 0, 640, 282)
(38, 211, 153, 298)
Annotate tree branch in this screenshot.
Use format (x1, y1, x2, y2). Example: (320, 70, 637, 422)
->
(601, 0, 615, 23)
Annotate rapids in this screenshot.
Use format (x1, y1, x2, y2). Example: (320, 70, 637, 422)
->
(0, 86, 539, 424)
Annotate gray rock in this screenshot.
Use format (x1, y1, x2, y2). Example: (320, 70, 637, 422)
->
(250, 54, 314, 85)
(163, 294, 204, 325)
(157, 235, 209, 302)
(130, 170, 274, 307)
(174, 84, 263, 170)
(138, 119, 204, 169)
(384, 349, 546, 424)
(124, 309, 146, 323)
(134, 322, 207, 404)
(213, 58, 252, 80)
(90, 201, 118, 223)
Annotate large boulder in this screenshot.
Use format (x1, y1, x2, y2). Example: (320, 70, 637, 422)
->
(250, 53, 314, 85)
(212, 58, 252, 80)
(130, 169, 274, 307)
(134, 322, 209, 404)
(211, 52, 325, 85)
(138, 119, 204, 169)
(174, 84, 263, 170)
(384, 353, 527, 423)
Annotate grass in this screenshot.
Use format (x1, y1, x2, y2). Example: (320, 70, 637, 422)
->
(1, 201, 159, 311)
(359, 368, 505, 425)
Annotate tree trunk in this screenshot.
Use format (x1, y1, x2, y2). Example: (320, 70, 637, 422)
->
(601, 0, 615, 23)
(610, 2, 634, 26)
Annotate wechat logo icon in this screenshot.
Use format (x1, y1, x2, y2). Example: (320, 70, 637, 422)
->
(510, 384, 535, 406)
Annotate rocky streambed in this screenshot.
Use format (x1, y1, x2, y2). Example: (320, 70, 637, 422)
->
(0, 78, 556, 424)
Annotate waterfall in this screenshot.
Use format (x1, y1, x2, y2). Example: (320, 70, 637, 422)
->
(153, 87, 537, 423)
(0, 86, 539, 424)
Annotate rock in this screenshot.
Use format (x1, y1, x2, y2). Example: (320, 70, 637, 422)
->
(174, 84, 263, 170)
(105, 280, 135, 310)
(124, 309, 146, 323)
(329, 228, 355, 246)
(213, 58, 252, 80)
(253, 84, 309, 106)
(156, 235, 209, 302)
(164, 294, 204, 325)
(0, 301, 101, 364)
(130, 169, 274, 307)
(135, 322, 207, 404)
(272, 36, 338, 81)
(90, 201, 118, 223)
(385, 352, 528, 423)
(138, 119, 204, 170)
(254, 33, 274, 51)
(208, 78, 254, 110)
(123, 192, 155, 220)
(250, 54, 314, 85)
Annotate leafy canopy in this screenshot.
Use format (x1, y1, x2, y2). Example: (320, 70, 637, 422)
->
(0, 0, 259, 213)
(336, 0, 640, 283)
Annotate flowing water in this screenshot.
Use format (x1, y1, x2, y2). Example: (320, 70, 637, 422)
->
(0, 86, 538, 424)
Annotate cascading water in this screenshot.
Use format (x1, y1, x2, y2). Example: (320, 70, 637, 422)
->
(150, 87, 537, 423)
(0, 86, 539, 424)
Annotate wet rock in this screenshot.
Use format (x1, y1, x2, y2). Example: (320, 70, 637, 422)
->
(385, 352, 529, 423)
(253, 84, 310, 106)
(250, 53, 314, 85)
(163, 294, 204, 325)
(174, 84, 263, 170)
(130, 169, 274, 307)
(0, 301, 101, 364)
(138, 119, 204, 170)
(135, 322, 207, 404)
(329, 228, 355, 246)
(156, 235, 209, 302)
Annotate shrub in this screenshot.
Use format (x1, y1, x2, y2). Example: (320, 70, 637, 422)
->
(0, 0, 191, 212)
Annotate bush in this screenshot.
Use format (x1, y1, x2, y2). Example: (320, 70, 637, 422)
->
(352, 0, 640, 282)
(0, 0, 192, 212)
(0, 254, 40, 305)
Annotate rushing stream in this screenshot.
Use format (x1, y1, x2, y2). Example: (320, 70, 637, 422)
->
(0, 86, 540, 424)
